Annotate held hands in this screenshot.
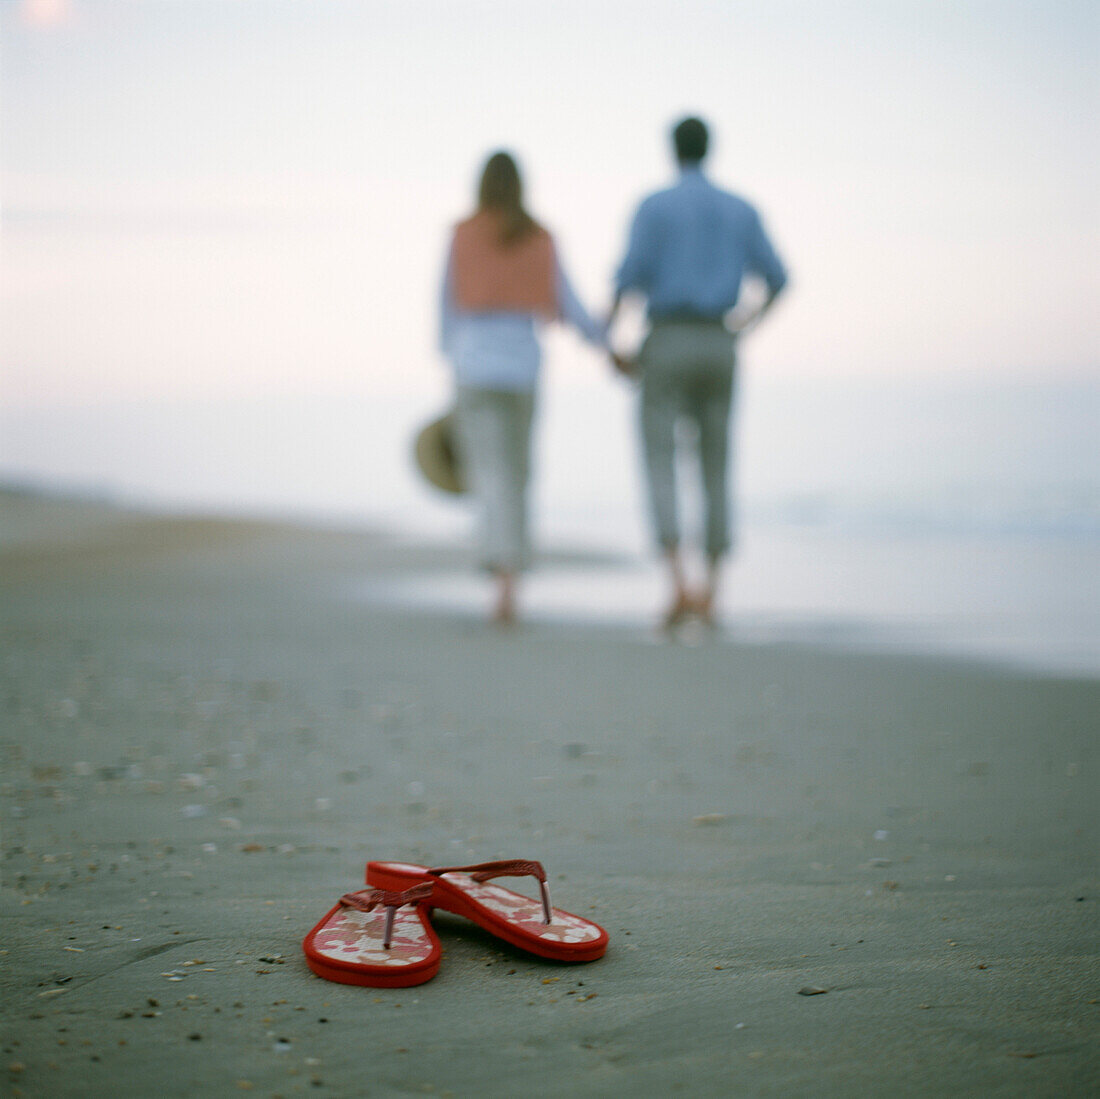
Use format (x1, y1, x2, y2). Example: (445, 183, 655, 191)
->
(604, 295, 637, 377)
(609, 350, 638, 377)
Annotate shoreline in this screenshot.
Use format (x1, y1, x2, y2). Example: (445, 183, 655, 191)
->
(4, 485, 1098, 681)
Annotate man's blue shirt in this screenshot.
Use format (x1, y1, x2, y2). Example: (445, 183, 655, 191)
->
(615, 166, 787, 318)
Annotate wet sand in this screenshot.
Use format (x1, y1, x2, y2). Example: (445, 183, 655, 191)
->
(1, 492, 1097, 1097)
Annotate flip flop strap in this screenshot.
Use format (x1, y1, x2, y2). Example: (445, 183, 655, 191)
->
(337, 883, 434, 950)
(427, 858, 547, 884)
(427, 859, 552, 925)
(338, 883, 434, 914)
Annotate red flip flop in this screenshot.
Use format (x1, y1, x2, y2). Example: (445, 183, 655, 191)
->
(302, 883, 441, 987)
(366, 860, 608, 963)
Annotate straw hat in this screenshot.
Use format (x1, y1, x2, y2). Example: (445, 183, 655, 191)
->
(413, 411, 466, 495)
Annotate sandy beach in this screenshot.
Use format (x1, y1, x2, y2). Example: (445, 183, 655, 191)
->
(1, 490, 1097, 1097)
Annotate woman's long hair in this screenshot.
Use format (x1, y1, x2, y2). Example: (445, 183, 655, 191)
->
(477, 151, 540, 246)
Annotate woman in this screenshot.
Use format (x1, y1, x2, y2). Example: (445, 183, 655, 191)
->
(441, 151, 609, 624)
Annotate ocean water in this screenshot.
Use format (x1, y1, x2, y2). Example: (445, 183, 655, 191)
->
(3, 374, 1098, 675)
(360, 524, 1100, 675)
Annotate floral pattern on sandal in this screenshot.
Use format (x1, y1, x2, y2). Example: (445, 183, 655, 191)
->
(366, 859, 609, 962)
(302, 884, 441, 987)
(439, 875, 604, 944)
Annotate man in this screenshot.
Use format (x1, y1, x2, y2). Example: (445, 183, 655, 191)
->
(609, 116, 788, 630)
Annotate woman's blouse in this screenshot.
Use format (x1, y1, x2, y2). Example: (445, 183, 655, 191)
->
(440, 232, 607, 393)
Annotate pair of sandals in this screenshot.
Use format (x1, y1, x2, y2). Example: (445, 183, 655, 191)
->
(303, 859, 609, 987)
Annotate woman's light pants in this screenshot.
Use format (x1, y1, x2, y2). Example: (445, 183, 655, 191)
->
(455, 386, 536, 572)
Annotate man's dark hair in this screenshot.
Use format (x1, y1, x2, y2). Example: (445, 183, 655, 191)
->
(672, 116, 709, 164)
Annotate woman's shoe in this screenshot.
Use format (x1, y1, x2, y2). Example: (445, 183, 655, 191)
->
(302, 883, 441, 987)
(366, 860, 608, 963)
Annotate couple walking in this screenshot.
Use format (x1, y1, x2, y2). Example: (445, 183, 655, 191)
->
(441, 116, 788, 627)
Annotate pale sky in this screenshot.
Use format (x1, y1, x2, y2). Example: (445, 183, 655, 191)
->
(3, 0, 1097, 410)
